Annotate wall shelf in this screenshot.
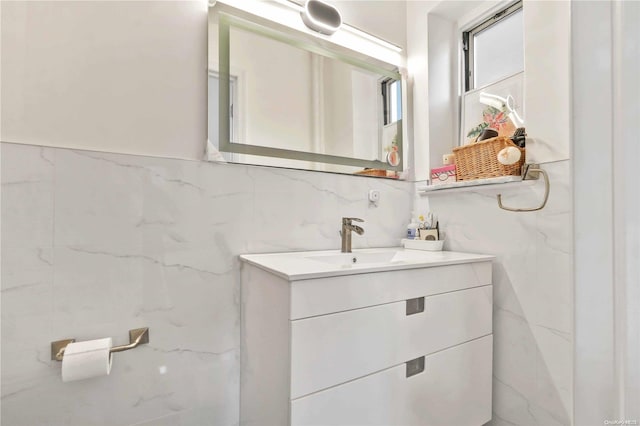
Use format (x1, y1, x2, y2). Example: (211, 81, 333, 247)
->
(417, 175, 535, 196)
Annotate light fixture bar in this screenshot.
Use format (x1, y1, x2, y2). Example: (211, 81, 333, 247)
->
(270, 0, 303, 12)
(269, 0, 402, 52)
(341, 24, 403, 53)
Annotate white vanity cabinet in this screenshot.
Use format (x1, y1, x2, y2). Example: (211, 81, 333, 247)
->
(240, 249, 494, 426)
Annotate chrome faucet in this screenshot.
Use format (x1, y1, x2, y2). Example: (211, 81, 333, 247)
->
(341, 217, 365, 253)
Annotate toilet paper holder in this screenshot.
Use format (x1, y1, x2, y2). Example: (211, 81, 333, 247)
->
(51, 327, 150, 361)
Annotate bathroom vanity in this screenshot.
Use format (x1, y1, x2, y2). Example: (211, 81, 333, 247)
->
(239, 248, 494, 426)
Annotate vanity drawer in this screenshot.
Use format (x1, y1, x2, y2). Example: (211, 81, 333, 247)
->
(290, 335, 493, 426)
(290, 285, 492, 398)
(290, 261, 492, 319)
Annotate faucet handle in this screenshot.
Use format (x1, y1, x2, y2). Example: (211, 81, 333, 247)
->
(343, 217, 364, 224)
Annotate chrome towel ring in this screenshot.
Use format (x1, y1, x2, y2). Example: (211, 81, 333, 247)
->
(497, 166, 550, 212)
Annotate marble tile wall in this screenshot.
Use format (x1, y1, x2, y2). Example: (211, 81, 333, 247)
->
(0, 142, 413, 426)
(2, 141, 573, 426)
(418, 160, 573, 426)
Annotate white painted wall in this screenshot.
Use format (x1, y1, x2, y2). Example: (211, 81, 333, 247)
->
(573, 0, 640, 423)
(1, 1, 208, 160)
(329, 0, 406, 51)
(616, 2, 640, 417)
(523, 0, 571, 164)
(405, 1, 431, 182)
(572, 2, 615, 423)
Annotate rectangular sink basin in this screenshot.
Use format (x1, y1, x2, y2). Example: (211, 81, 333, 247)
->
(240, 247, 494, 280)
(305, 251, 400, 266)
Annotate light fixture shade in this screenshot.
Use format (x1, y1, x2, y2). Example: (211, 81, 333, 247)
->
(301, 0, 342, 35)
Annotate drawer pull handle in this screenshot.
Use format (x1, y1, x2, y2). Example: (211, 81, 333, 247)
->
(406, 297, 425, 315)
(406, 356, 425, 378)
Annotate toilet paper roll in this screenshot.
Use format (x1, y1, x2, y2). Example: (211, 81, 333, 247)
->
(61, 337, 113, 382)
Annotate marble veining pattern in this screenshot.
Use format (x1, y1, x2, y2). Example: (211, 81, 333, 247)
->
(419, 160, 573, 426)
(2, 142, 572, 426)
(1, 142, 413, 426)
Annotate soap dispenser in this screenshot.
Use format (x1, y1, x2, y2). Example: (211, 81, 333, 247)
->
(407, 212, 419, 240)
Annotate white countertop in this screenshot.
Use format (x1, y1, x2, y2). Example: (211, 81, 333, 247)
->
(239, 247, 494, 280)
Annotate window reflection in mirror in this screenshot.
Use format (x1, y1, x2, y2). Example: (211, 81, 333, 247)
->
(207, 10, 404, 178)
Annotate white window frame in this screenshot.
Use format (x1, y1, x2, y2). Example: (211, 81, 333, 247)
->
(462, 1, 523, 92)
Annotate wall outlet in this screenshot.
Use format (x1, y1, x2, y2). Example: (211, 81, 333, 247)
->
(368, 190, 380, 203)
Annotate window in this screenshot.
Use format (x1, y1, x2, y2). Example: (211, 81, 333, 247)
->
(463, 1, 523, 91)
(381, 78, 402, 125)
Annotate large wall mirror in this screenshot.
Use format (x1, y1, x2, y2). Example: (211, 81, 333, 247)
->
(207, 4, 405, 179)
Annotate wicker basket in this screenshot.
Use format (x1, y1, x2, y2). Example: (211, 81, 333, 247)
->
(453, 136, 525, 181)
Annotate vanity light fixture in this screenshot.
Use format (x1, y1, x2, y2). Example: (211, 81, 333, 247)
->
(270, 0, 402, 54)
(216, 0, 402, 64)
(342, 25, 403, 53)
(300, 0, 342, 35)
(270, 0, 303, 12)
